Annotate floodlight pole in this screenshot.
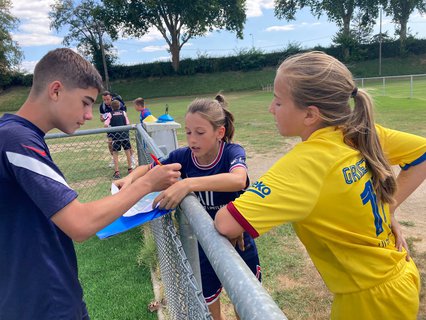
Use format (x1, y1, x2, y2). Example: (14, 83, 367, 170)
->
(249, 33, 254, 48)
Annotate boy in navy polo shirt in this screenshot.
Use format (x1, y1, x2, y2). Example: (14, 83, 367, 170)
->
(0, 48, 181, 320)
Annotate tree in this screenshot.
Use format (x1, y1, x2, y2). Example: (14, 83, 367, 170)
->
(382, 0, 426, 55)
(103, 0, 246, 72)
(49, 0, 118, 89)
(0, 0, 23, 87)
(351, 11, 374, 44)
(274, 0, 382, 60)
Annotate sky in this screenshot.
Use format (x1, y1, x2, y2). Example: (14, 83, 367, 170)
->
(9, 0, 426, 74)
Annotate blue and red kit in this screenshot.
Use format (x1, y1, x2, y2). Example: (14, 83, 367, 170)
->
(161, 141, 261, 304)
(0, 113, 88, 319)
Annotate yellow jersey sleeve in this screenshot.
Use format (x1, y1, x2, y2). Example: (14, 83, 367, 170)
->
(376, 124, 426, 169)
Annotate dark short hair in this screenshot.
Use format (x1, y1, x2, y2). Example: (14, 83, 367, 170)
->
(134, 97, 145, 106)
(32, 48, 103, 95)
(102, 91, 111, 96)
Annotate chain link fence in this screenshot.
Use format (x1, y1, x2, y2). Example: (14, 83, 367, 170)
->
(46, 124, 286, 320)
(46, 127, 137, 202)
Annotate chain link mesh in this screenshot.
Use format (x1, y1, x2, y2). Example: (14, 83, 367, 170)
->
(47, 130, 138, 201)
(46, 126, 211, 319)
(150, 215, 211, 320)
(135, 126, 211, 320)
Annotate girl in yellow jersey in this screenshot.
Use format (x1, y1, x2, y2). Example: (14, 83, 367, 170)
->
(214, 51, 425, 319)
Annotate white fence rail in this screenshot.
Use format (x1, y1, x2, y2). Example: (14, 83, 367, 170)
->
(262, 74, 426, 99)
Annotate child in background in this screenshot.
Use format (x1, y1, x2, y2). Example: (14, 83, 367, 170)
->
(115, 94, 261, 320)
(100, 91, 136, 168)
(215, 51, 425, 319)
(104, 100, 133, 179)
(133, 97, 156, 123)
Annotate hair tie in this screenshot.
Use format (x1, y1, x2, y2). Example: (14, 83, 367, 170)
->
(351, 87, 358, 98)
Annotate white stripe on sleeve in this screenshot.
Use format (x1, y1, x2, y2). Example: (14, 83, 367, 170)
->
(6, 151, 70, 188)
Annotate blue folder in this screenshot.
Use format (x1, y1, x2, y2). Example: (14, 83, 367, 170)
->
(96, 193, 171, 239)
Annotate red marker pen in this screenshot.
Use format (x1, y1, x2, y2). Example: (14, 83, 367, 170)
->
(150, 153, 162, 166)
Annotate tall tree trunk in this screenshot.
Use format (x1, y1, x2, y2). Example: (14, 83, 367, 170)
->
(170, 39, 180, 72)
(98, 29, 110, 90)
(399, 18, 408, 56)
(342, 15, 351, 60)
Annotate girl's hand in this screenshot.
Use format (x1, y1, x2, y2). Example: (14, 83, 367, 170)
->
(113, 175, 133, 190)
(391, 214, 410, 261)
(230, 233, 245, 252)
(153, 179, 189, 210)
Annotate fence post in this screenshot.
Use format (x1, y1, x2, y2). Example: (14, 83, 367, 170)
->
(410, 75, 413, 99)
(177, 207, 203, 290)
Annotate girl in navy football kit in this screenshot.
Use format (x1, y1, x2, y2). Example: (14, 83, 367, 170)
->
(116, 94, 261, 320)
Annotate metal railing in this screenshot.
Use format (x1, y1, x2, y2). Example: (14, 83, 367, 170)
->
(46, 124, 287, 320)
(262, 73, 426, 99)
(354, 73, 426, 99)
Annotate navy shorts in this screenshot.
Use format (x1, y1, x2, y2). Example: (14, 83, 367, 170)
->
(112, 139, 131, 151)
(200, 233, 261, 305)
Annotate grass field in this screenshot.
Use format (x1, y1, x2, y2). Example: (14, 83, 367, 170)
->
(1, 76, 425, 319)
(1, 53, 426, 111)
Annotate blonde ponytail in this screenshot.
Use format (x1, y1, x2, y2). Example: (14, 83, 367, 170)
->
(343, 89, 396, 204)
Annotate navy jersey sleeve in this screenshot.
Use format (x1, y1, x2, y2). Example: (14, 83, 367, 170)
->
(226, 143, 248, 172)
(1, 124, 77, 219)
(226, 143, 249, 189)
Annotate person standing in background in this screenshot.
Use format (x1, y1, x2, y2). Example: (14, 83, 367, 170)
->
(99, 91, 136, 168)
(133, 97, 157, 123)
(104, 100, 134, 179)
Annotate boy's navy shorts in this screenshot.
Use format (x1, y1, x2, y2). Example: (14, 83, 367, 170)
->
(200, 233, 261, 305)
(112, 139, 131, 151)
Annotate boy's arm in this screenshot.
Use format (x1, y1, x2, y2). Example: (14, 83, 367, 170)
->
(51, 163, 181, 242)
(113, 163, 151, 189)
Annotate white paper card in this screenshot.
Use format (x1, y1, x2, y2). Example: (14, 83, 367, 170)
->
(111, 183, 159, 217)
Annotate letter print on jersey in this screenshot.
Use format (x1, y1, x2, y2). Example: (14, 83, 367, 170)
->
(360, 179, 387, 237)
(198, 191, 215, 206)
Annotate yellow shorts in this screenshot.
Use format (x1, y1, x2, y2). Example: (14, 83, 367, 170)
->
(331, 259, 420, 320)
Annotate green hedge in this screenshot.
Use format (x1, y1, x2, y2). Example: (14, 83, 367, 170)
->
(4, 39, 426, 90)
(109, 39, 426, 79)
